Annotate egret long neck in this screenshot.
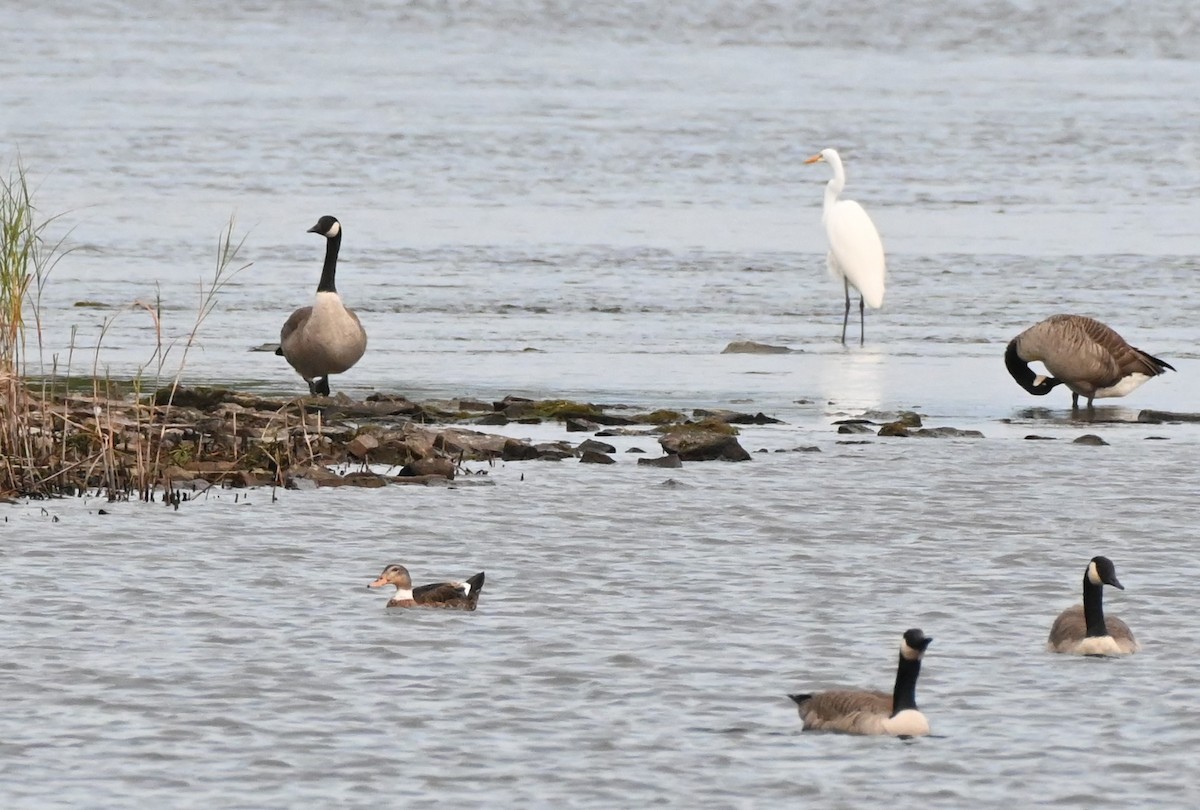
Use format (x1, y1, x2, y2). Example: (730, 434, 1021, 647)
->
(1082, 573, 1108, 637)
(823, 153, 847, 214)
(316, 232, 342, 294)
(891, 653, 921, 715)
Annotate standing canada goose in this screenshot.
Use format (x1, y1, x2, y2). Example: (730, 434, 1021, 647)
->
(367, 564, 485, 610)
(803, 148, 886, 346)
(276, 215, 368, 396)
(1048, 556, 1139, 656)
(1005, 314, 1174, 411)
(787, 628, 932, 737)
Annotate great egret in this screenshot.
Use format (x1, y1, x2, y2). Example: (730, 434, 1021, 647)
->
(1005, 314, 1174, 411)
(804, 148, 886, 346)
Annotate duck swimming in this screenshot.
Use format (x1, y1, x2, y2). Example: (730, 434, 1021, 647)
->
(367, 564, 485, 610)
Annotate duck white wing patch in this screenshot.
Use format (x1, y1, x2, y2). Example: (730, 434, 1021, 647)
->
(458, 580, 471, 596)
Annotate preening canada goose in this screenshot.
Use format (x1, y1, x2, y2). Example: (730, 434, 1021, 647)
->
(1005, 314, 1174, 410)
(788, 628, 932, 737)
(803, 148, 886, 346)
(277, 215, 368, 396)
(1048, 556, 1139, 656)
(367, 564, 485, 610)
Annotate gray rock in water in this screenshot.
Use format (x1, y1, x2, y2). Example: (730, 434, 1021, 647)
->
(565, 417, 600, 432)
(578, 438, 617, 454)
(625, 447, 645, 454)
(659, 429, 751, 462)
(1138, 409, 1200, 423)
(1073, 434, 1109, 446)
(580, 450, 617, 464)
(656, 477, 691, 488)
(638, 454, 683, 468)
(792, 445, 822, 452)
(838, 423, 874, 434)
(912, 427, 985, 439)
(721, 340, 793, 354)
(693, 408, 784, 425)
(877, 422, 910, 437)
(1024, 435, 1055, 441)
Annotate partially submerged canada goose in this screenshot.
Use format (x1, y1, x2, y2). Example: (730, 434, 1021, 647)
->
(277, 215, 368, 396)
(1005, 314, 1174, 410)
(367, 564, 485, 610)
(1048, 556, 1139, 656)
(788, 628, 933, 737)
(803, 148, 886, 346)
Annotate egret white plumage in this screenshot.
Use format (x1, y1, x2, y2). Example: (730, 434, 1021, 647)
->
(804, 148, 886, 346)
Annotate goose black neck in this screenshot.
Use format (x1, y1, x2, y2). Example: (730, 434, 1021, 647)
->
(891, 653, 922, 715)
(316, 231, 342, 294)
(1005, 340, 1035, 392)
(1082, 573, 1108, 637)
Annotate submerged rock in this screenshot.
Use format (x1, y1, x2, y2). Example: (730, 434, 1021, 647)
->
(877, 422, 910, 437)
(720, 340, 793, 354)
(1138, 409, 1200, 424)
(912, 427, 985, 439)
(693, 408, 784, 425)
(580, 450, 617, 465)
(638, 454, 683, 468)
(838, 423, 873, 435)
(1074, 434, 1109, 446)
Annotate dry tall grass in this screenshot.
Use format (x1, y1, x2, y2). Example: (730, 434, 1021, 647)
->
(1, 162, 261, 500)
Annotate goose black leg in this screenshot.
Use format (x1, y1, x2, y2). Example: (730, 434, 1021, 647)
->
(315, 376, 331, 396)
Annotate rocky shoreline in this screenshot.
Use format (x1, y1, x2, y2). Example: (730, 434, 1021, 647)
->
(4, 384, 789, 499)
(6, 381, 1193, 501)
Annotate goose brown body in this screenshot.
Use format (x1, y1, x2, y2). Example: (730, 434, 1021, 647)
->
(1048, 556, 1139, 655)
(1005, 314, 1173, 410)
(278, 216, 368, 396)
(788, 629, 932, 737)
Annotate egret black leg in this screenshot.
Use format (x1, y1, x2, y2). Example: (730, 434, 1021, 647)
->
(859, 294, 865, 346)
(841, 278, 851, 345)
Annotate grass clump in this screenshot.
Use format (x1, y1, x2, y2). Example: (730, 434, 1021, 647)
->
(0, 160, 264, 500)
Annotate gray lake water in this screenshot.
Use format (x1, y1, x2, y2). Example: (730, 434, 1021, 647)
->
(3, 2, 1200, 807)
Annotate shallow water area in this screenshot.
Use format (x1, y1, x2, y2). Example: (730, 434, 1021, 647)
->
(4, 1, 1200, 807)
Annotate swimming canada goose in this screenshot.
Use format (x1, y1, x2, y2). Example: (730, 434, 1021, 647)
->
(1005, 314, 1174, 411)
(276, 215, 368, 396)
(1047, 556, 1139, 656)
(803, 148, 886, 346)
(367, 564, 485, 610)
(788, 628, 932, 737)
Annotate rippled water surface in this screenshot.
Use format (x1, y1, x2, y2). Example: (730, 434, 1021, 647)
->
(3, 2, 1200, 807)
